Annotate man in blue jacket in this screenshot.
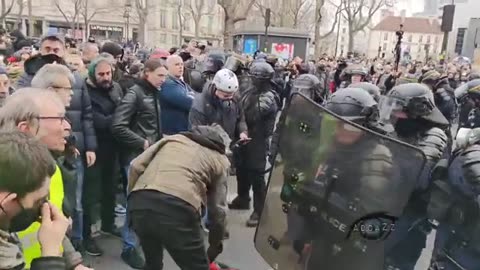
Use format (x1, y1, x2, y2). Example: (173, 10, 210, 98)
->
(159, 55, 195, 135)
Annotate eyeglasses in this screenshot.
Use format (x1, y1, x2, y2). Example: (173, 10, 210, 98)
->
(52, 86, 73, 91)
(37, 116, 67, 124)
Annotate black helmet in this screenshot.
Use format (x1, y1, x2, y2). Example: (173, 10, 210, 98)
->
(325, 88, 380, 129)
(382, 83, 449, 126)
(349, 82, 381, 102)
(293, 74, 323, 102)
(100, 42, 124, 60)
(203, 52, 226, 74)
(249, 61, 274, 80)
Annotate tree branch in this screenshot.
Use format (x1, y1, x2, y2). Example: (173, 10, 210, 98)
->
(54, 1, 72, 24)
(232, 0, 256, 23)
(320, 5, 340, 38)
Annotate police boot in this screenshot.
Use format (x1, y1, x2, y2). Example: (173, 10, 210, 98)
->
(228, 196, 250, 210)
(246, 191, 265, 227)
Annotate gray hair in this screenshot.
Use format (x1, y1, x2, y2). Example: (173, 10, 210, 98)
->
(0, 88, 64, 131)
(31, 64, 75, 89)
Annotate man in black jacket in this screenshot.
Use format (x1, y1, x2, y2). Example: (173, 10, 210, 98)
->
(112, 59, 168, 269)
(0, 131, 70, 270)
(82, 56, 124, 257)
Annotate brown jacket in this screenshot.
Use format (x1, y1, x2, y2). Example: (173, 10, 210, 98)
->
(128, 132, 230, 244)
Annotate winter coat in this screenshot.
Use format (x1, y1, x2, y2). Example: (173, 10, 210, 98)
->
(158, 75, 195, 135)
(128, 130, 230, 246)
(112, 79, 162, 161)
(189, 81, 247, 140)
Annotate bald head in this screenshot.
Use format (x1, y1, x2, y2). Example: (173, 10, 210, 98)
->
(82, 43, 99, 64)
(166, 55, 184, 78)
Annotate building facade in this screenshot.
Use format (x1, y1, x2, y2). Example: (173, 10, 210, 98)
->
(368, 16, 443, 61)
(3, 0, 224, 48)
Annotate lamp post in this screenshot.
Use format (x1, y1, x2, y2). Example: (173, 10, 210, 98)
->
(124, 3, 132, 43)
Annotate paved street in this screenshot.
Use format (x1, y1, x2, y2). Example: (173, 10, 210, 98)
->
(82, 176, 435, 270)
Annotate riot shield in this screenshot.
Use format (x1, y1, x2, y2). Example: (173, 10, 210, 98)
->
(184, 68, 205, 93)
(254, 93, 427, 270)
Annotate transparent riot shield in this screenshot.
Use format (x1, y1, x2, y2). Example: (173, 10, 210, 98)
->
(254, 92, 427, 270)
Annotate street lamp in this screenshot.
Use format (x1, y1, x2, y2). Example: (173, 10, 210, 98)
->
(124, 2, 132, 43)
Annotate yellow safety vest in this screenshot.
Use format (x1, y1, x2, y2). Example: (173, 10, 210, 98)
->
(17, 164, 65, 269)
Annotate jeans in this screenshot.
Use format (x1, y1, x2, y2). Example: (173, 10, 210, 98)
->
(72, 157, 85, 241)
(122, 162, 137, 251)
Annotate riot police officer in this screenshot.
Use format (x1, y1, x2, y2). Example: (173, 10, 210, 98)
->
(427, 125, 480, 270)
(255, 88, 426, 270)
(291, 73, 326, 104)
(455, 79, 480, 128)
(231, 61, 280, 227)
(349, 82, 381, 102)
(379, 83, 449, 270)
(420, 70, 457, 124)
(339, 64, 368, 89)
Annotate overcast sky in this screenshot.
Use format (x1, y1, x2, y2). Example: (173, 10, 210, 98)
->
(395, 0, 425, 15)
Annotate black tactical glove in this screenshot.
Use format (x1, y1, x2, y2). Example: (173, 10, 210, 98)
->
(207, 243, 223, 263)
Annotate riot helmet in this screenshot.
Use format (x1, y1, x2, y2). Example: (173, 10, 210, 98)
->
(249, 62, 274, 90)
(265, 54, 278, 68)
(349, 82, 381, 102)
(419, 69, 441, 89)
(203, 51, 226, 75)
(466, 79, 480, 105)
(292, 74, 324, 103)
(469, 72, 480, 81)
(379, 83, 449, 128)
(224, 54, 246, 73)
(343, 64, 368, 84)
(325, 87, 380, 130)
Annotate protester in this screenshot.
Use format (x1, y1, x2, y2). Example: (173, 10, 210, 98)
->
(128, 125, 230, 270)
(0, 89, 91, 270)
(112, 59, 168, 269)
(159, 55, 194, 135)
(31, 64, 75, 107)
(0, 130, 69, 270)
(81, 42, 99, 65)
(0, 66, 11, 106)
(82, 55, 124, 257)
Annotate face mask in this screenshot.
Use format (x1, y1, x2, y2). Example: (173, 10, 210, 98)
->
(9, 203, 42, 232)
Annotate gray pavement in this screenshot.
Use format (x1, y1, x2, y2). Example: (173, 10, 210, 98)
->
(83, 176, 435, 270)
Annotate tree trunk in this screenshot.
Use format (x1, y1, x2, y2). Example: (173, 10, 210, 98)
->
(223, 18, 235, 50)
(1, 0, 6, 27)
(27, 0, 34, 36)
(194, 17, 200, 39)
(15, 0, 23, 31)
(177, 5, 183, 44)
(348, 28, 354, 52)
(138, 15, 146, 45)
(314, 3, 322, 59)
(83, 0, 88, 40)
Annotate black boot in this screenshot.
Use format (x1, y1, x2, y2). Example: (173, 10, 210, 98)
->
(246, 212, 259, 227)
(228, 196, 251, 210)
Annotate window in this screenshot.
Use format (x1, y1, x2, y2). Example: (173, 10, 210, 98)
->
(172, 12, 179, 30)
(408, 35, 412, 42)
(383, 43, 387, 51)
(435, 36, 440, 44)
(342, 28, 346, 34)
(341, 36, 345, 42)
(418, 45, 421, 52)
(160, 33, 167, 43)
(160, 10, 167, 28)
(384, 33, 388, 41)
(171, 34, 178, 44)
(427, 35, 431, 44)
(183, 15, 191, 31)
(455, 28, 467, 54)
(419, 35, 423, 43)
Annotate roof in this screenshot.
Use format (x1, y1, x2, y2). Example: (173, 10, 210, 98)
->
(233, 24, 310, 39)
(372, 16, 442, 34)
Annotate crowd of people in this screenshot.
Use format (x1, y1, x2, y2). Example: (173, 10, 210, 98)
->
(0, 25, 479, 270)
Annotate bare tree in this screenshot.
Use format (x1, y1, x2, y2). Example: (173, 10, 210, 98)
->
(27, 0, 33, 36)
(254, 0, 312, 28)
(185, 0, 216, 38)
(15, 0, 24, 30)
(80, 0, 112, 40)
(218, 0, 256, 50)
(135, 0, 149, 45)
(314, 0, 341, 58)
(0, 0, 15, 26)
(54, 0, 82, 32)
(338, 0, 387, 52)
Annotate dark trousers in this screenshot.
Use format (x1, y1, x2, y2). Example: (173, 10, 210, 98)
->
(83, 142, 118, 238)
(236, 167, 266, 213)
(130, 194, 209, 270)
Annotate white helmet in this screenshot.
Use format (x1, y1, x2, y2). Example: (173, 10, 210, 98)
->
(212, 68, 239, 93)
